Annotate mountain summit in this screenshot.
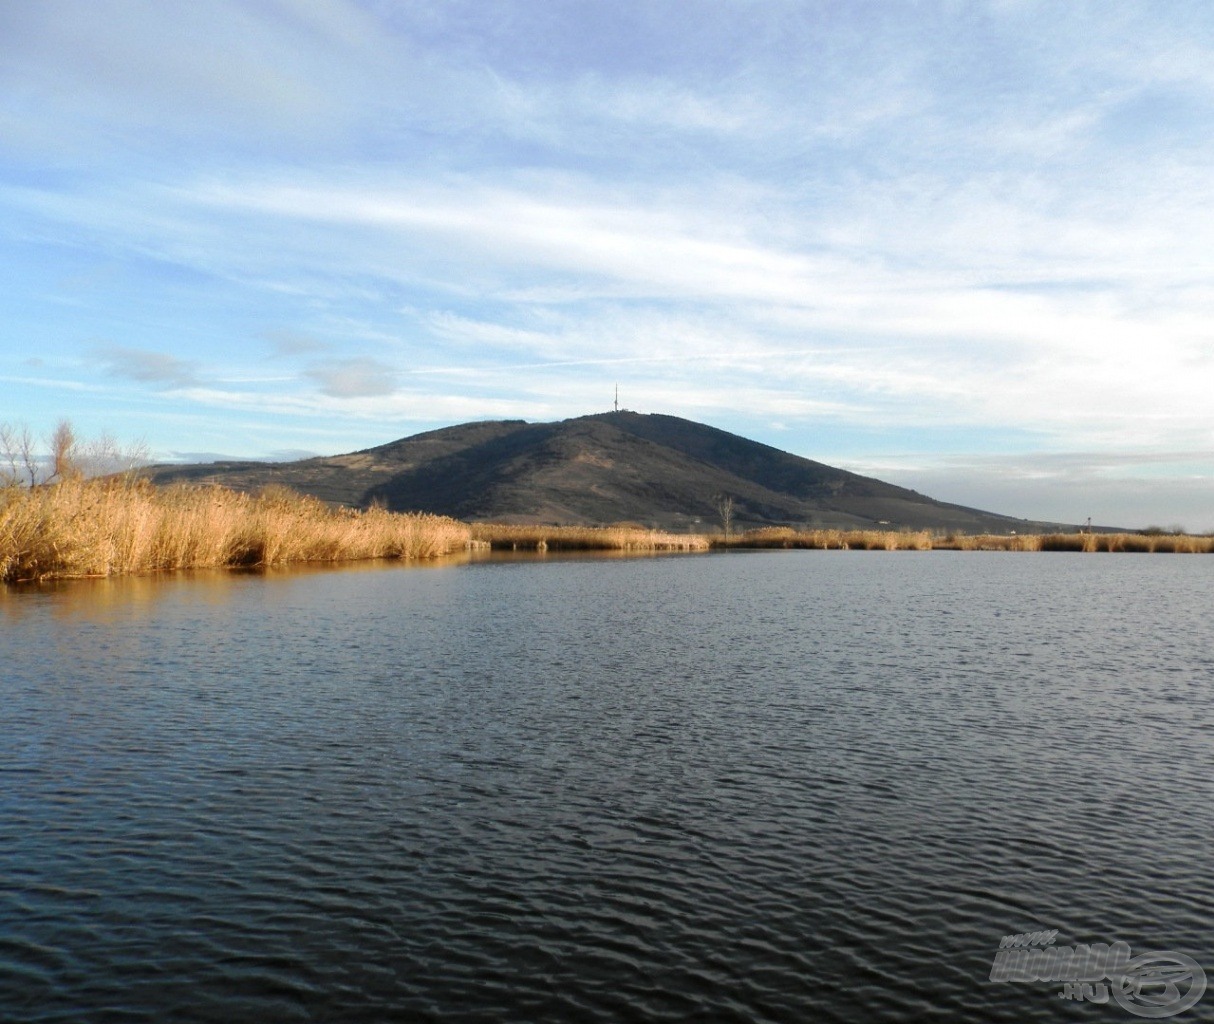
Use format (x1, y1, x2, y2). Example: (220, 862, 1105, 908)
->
(145, 412, 1058, 532)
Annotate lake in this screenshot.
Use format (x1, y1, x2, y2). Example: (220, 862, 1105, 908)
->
(2, 551, 1212, 1022)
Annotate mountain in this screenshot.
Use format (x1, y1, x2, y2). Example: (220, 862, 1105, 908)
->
(142, 411, 1066, 532)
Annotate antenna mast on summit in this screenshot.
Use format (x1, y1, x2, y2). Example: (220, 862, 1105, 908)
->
(614, 384, 618, 413)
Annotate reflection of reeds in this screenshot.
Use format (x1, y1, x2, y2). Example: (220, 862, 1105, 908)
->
(1, 479, 470, 582)
(713, 527, 1214, 554)
(928, 533, 1042, 552)
(470, 523, 710, 552)
(1036, 533, 1093, 552)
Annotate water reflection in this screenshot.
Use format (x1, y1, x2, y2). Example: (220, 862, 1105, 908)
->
(0, 547, 704, 624)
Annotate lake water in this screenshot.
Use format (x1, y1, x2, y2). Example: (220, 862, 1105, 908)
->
(2, 551, 1212, 1023)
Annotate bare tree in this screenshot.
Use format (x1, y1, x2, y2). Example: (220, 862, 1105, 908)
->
(121, 436, 152, 480)
(0, 423, 21, 486)
(716, 493, 736, 540)
(47, 419, 81, 483)
(80, 430, 149, 480)
(0, 425, 42, 488)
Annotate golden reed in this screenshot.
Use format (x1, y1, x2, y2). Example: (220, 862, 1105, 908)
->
(470, 523, 709, 552)
(1, 478, 470, 582)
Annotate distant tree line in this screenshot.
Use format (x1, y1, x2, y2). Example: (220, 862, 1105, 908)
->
(0, 418, 148, 487)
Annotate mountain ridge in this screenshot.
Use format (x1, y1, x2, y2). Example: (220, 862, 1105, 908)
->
(142, 411, 1073, 533)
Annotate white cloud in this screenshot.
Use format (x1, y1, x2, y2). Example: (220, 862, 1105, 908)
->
(261, 328, 330, 356)
(304, 357, 398, 398)
(94, 345, 200, 388)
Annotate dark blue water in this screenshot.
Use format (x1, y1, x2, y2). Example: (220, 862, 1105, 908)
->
(2, 552, 1212, 1022)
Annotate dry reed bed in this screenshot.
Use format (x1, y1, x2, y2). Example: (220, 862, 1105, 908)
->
(715, 527, 1214, 553)
(470, 523, 710, 552)
(715, 527, 934, 550)
(1, 479, 471, 582)
(5, 480, 1211, 585)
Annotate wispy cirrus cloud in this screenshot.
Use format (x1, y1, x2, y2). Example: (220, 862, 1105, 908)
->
(23, 164, 1214, 458)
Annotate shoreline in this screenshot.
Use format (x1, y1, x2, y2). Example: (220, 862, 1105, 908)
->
(3, 479, 1211, 584)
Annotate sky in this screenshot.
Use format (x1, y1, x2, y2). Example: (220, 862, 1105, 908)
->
(2, 0, 1213, 531)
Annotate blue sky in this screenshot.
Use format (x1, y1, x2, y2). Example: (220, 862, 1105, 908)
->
(2, 0, 1213, 530)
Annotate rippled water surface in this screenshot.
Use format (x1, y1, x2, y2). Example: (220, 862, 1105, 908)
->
(2, 552, 1212, 1022)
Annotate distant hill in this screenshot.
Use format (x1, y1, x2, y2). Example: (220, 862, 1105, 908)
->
(142, 411, 1071, 533)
